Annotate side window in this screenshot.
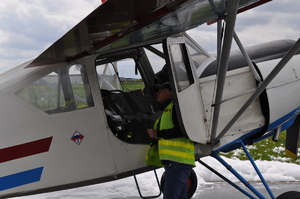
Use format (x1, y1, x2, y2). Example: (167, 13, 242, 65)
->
(69, 65, 94, 109)
(169, 44, 194, 92)
(16, 63, 94, 114)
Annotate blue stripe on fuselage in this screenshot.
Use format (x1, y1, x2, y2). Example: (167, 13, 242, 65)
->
(0, 167, 43, 191)
(267, 107, 300, 131)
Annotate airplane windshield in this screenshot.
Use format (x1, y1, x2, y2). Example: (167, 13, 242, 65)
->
(96, 52, 159, 144)
(185, 34, 214, 77)
(96, 58, 144, 92)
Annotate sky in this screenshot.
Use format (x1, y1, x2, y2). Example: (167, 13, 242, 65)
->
(0, 1, 298, 198)
(188, 0, 300, 52)
(0, 0, 100, 70)
(12, 156, 300, 198)
(0, 0, 299, 72)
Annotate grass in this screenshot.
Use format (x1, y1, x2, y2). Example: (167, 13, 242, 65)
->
(122, 80, 144, 92)
(220, 131, 300, 164)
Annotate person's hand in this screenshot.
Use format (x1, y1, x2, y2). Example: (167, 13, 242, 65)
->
(147, 129, 157, 139)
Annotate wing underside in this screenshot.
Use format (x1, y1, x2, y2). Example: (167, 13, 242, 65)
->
(26, 0, 269, 68)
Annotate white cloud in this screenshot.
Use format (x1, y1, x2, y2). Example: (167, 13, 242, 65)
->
(0, 0, 100, 68)
(0, 0, 298, 69)
(187, 26, 218, 52)
(236, 23, 297, 47)
(187, 0, 300, 53)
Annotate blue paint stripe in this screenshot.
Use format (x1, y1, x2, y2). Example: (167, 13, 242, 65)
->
(268, 107, 300, 131)
(0, 167, 43, 191)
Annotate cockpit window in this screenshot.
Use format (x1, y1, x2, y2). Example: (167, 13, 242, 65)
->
(96, 58, 144, 92)
(96, 57, 157, 144)
(16, 63, 94, 114)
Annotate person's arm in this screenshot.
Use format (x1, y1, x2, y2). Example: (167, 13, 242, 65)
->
(157, 107, 183, 139)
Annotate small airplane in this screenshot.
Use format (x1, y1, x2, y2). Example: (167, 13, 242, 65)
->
(0, 0, 299, 198)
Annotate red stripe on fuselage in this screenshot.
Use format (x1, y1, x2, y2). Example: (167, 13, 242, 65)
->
(0, 137, 52, 163)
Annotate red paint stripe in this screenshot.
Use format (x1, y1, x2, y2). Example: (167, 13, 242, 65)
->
(0, 137, 52, 163)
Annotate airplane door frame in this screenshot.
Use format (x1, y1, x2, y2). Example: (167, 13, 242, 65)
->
(163, 35, 209, 144)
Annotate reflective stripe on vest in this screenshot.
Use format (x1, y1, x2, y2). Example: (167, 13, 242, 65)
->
(157, 103, 195, 166)
(159, 137, 195, 166)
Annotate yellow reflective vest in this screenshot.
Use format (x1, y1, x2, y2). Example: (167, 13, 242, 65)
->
(145, 102, 195, 167)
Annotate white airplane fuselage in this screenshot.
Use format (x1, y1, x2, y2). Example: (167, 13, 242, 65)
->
(0, 59, 150, 197)
(0, 39, 298, 198)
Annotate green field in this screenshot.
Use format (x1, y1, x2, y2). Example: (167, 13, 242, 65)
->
(122, 80, 145, 91)
(220, 131, 300, 164)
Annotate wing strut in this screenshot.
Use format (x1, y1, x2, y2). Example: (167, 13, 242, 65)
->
(215, 38, 300, 142)
(208, 0, 226, 65)
(233, 31, 262, 83)
(210, 0, 240, 143)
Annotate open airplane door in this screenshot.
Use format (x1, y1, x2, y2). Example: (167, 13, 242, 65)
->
(163, 35, 211, 144)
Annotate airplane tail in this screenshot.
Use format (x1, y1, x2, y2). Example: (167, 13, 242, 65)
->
(285, 115, 300, 160)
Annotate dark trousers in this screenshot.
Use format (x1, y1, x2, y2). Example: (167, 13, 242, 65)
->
(163, 161, 193, 199)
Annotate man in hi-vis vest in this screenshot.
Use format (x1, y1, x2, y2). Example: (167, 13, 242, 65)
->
(145, 82, 195, 199)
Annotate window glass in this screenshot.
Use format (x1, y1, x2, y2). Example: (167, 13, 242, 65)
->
(17, 72, 66, 112)
(96, 58, 144, 92)
(69, 64, 93, 109)
(184, 35, 214, 77)
(144, 44, 166, 74)
(97, 62, 122, 90)
(185, 38, 209, 70)
(16, 64, 93, 114)
(169, 44, 194, 92)
(96, 58, 152, 144)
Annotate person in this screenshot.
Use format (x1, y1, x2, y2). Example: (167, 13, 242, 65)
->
(145, 82, 195, 199)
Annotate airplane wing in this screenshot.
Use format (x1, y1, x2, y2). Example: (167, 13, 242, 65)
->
(26, 0, 271, 68)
